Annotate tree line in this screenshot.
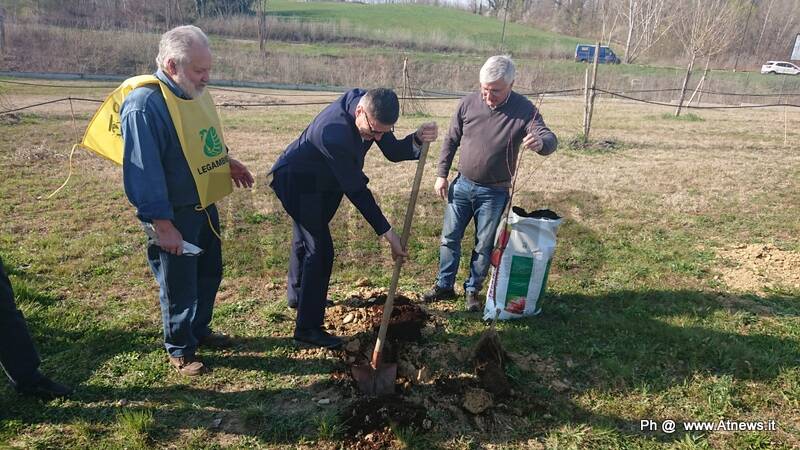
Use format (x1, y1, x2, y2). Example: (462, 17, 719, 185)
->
(5, 0, 799, 69)
(475, 0, 798, 69)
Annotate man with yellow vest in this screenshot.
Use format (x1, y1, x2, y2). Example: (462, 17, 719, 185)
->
(120, 26, 253, 376)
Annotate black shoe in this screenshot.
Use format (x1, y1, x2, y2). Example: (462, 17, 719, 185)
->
(422, 285, 457, 302)
(288, 299, 335, 310)
(293, 327, 343, 349)
(16, 376, 73, 400)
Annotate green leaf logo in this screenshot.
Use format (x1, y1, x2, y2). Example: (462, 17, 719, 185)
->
(199, 127, 224, 157)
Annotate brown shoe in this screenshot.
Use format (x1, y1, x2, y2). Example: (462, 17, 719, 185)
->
(169, 355, 209, 376)
(198, 331, 233, 349)
(465, 291, 481, 312)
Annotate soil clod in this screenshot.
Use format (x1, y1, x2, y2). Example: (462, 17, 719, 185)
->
(471, 329, 512, 397)
(463, 388, 493, 414)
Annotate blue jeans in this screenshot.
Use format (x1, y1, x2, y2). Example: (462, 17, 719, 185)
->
(147, 205, 222, 358)
(436, 175, 509, 294)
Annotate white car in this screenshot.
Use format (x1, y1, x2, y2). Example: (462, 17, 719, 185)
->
(760, 61, 800, 75)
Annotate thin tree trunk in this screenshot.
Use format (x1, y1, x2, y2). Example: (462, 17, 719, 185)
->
(0, 9, 5, 56)
(623, 1, 634, 64)
(687, 56, 710, 106)
(675, 54, 696, 117)
(754, 0, 774, 61)
(258, 0, 268, 54)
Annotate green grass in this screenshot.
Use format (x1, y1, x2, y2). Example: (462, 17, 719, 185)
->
(1, 80, 799, 448)
(661, 112, 705, 122)
(114, 409, 156, 449)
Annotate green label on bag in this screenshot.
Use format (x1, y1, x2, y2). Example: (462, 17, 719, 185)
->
(507, 255, 533, 297)
(504, 255, 534, 311)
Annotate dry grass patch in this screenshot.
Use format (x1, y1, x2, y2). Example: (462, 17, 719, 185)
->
(715, 244, 800, 293)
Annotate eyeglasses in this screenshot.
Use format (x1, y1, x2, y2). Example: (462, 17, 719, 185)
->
(362, 111, 394, 135)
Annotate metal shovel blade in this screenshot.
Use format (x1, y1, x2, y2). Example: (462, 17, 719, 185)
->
(351, 362, 397, 396)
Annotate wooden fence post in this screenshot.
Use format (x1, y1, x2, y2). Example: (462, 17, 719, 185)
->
(401, 57, 409, 115)
(583, 42, 600, 144)
(582, 67, 589, 138)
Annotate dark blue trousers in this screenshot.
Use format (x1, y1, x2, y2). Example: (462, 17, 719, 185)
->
(146, 205, 222, 357)
(0, 256, 43, 389)
(271, 169, 342, 330)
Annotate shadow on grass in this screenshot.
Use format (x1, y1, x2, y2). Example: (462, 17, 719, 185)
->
(2, 275, 797, 446)
(0, 320, 342, 445)
(464, 288, 799, 446)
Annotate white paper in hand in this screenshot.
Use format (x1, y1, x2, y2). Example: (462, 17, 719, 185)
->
(141, 223, 204, 256)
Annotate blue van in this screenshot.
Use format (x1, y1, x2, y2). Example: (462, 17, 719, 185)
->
(575, 44, 621, 64)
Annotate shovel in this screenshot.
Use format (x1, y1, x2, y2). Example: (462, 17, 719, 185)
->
(352, 141, 430, 396)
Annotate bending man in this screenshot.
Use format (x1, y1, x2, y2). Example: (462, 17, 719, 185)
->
(270, 88, 437, 349)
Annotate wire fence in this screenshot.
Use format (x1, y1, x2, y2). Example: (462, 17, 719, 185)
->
(2, 77, 799, 118)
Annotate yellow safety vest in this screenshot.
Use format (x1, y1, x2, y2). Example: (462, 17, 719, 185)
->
(81, 75, 232, 209)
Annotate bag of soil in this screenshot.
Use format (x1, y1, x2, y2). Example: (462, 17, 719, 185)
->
(484, 208, 562, 321)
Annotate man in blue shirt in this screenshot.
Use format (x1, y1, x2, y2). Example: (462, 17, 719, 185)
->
(271, 88, 437, 349)
(121, 26, 253, 376)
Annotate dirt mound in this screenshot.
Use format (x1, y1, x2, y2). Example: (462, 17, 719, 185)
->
(323, 291, 562, 446)
(325, 293, 425, 337)
(369, 299, 428, 342)
(715, 244, 800, 293)
(341, 396, 428, 448)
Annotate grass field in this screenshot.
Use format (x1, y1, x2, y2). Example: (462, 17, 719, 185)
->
(0, 78, 799, 449)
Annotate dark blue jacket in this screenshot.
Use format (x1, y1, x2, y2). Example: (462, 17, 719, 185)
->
(121, 70, 198, 221)
(270, 89, 420, 235)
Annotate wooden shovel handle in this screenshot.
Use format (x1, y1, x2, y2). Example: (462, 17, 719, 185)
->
(371, 141, 430, 368)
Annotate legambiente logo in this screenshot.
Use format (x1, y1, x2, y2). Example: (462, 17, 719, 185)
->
(200, 127, 224, 157)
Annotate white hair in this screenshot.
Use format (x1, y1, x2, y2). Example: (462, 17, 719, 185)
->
(155, 25, 210, 71)
(479, 55, 515, 84)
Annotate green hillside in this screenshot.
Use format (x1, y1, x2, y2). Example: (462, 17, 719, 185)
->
(263, 0, 582, 56)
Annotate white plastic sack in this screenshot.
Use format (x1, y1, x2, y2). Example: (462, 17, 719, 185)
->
(484, 209, 562, 321)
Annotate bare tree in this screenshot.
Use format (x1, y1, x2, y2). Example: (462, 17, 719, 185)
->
(550, 0, 589, 33)
(673, 0, 744, 116)
(616, 0, 672, 64)
(753, 0, 774, 60)
(257, 0, 267, 54)
(768, 1, 799, 59)
(0, 7, 6, 56)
